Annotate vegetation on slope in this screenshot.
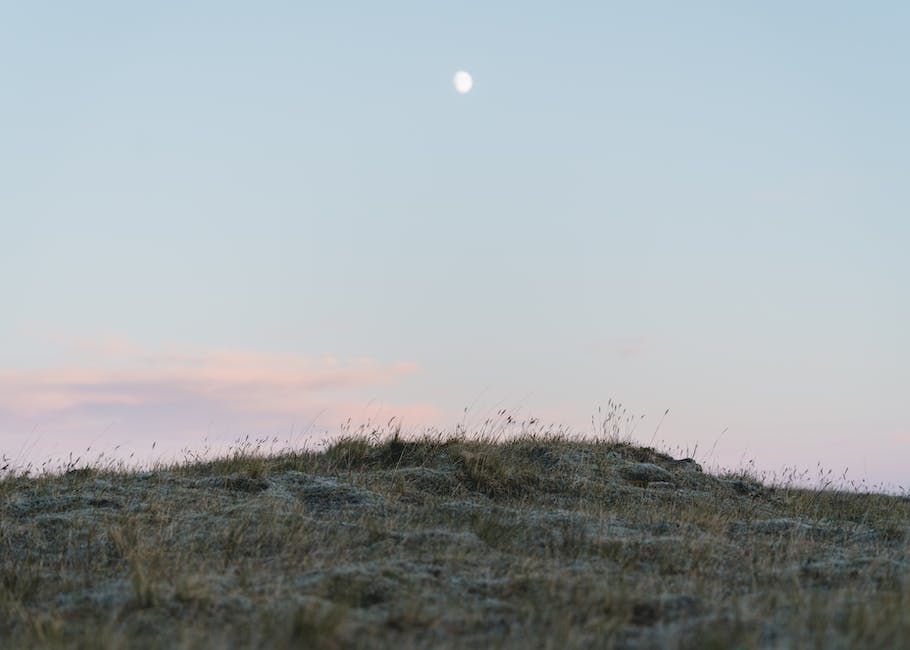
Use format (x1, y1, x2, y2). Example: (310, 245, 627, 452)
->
(1, 428, 908, 649)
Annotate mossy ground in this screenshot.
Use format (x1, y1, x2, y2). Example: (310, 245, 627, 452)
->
(1, 431, 908, 649)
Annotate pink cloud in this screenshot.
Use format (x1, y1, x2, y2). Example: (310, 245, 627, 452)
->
(0, 343, 439, 469)
(0, 351, 420, 415)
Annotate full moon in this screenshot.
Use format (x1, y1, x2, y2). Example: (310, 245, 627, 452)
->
(453, 70, 473, 94)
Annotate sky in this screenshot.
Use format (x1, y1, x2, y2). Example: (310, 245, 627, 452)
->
(1, 2, 908, 489)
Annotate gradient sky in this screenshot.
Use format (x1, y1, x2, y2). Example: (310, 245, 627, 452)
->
(2, 2, 908, 489)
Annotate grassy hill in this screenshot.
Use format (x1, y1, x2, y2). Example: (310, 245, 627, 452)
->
(1, 431, 908, 649)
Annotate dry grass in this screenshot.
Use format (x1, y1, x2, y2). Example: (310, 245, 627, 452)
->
(1, 428, 908, 649)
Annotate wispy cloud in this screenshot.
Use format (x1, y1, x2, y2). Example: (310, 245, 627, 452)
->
(0, 351, 420, 416)
(0, 340, 437, 466)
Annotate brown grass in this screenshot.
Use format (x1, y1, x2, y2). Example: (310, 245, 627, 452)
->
(1, 429, 908, 649)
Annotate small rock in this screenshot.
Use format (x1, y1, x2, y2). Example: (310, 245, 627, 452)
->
(619, 462, 672, 485)
(721, 479, 759, 495)
(671, 458, 703, 472)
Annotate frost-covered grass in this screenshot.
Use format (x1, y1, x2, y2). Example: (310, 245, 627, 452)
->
(1, 427, 908, 649)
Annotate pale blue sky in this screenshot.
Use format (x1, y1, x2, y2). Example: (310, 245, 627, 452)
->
(1, 2, 908, 488)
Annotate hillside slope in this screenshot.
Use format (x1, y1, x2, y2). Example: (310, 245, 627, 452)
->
(1, 433, 908, 649)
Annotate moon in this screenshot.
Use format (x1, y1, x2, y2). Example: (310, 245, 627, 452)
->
(453, 70, 473, 94)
